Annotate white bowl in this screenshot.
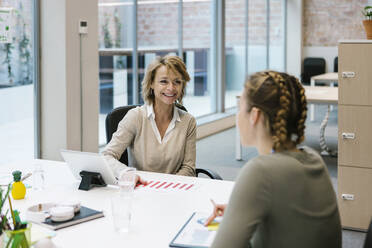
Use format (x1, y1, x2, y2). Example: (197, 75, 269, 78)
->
(50, 206, 74, 222)
(58, 200, 81, 213)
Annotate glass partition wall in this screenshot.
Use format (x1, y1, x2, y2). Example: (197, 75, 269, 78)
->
(98, 0, 287, 147)
(182, 0, 213, 117)
(98, 0, 134, 145)
(225, 0, 246, 109)
(0, 0, 39, 164)
(269, 0, 285, 71)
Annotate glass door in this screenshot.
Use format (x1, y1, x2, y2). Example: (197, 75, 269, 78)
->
(0, 0, 38, 164)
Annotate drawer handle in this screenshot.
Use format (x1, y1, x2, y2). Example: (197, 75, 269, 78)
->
(341, 194, 354, 201)
(341, 71, 355, 78)
(342, 133, 355, 139)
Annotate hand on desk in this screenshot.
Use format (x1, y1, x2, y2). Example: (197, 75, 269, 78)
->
(204, 201, 226, 226)
(135, 175, 148, 188)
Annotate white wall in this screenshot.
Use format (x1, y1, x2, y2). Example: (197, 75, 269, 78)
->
(286, 0, 303, 78)
(303, 46, 338, 73)
(40, 0, 99, 160)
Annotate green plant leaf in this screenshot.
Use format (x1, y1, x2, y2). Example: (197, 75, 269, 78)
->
(0, 184, 11, 210)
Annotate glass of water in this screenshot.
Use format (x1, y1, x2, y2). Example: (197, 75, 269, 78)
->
(111, 193, 133, 233)
(118, 168, 136, 195)
(33, 163, 45, 191)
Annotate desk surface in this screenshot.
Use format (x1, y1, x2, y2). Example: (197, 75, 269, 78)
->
(304, 86, 338, 104)
(1, 159, 234, 248)
(311, 72, 338, 82)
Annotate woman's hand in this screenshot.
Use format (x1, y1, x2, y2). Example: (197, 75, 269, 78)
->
(204, 203, 227, 226)
(135, 175, 148, 187)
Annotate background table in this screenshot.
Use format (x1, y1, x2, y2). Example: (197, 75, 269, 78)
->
(310, 72, 338, 121)
(1, 160, 234, 247)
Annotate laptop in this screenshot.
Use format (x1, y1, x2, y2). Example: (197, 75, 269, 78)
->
(60, 149, 117, 185)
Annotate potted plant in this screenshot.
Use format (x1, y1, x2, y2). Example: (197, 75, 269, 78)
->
(0, 185, 11, 244)
(362, 6, 372, 39)
(0, 184, 31, 248)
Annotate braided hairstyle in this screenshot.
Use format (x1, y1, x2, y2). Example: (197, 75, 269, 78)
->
(244, 71, 307, 151)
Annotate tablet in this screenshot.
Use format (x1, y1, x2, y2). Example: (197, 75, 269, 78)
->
(60, 149, 117, 185)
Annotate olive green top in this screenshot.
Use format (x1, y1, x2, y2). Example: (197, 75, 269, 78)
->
(211, 147, 341, 248)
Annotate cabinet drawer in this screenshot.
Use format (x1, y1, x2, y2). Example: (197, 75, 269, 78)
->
(339, 43, 372, 105)
(338, 166, 372, 231)
(338, 105, 372, 168)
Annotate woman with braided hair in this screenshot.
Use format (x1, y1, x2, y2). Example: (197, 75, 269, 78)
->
(206, 71, 341, 248)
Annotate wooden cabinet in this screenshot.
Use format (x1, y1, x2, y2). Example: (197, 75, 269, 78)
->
(338, 40, 372, 231)
(338, 166, 372, 230)
(338, 43, 372, 106)
(338, 105, 372, 168)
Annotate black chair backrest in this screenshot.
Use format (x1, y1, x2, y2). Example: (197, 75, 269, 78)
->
(334, 56, 338, 72)
(105, 105, 141, 165)
(301, 57, 326, 85)
(364, 219, 372, 248)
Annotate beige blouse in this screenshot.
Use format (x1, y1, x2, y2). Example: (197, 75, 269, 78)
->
(102, 105, 196, 178)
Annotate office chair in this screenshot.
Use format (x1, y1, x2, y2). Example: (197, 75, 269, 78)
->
(105, 104, 223, 180)
(333, 56, 338, 73)
(364, 218, 372, 248)
(301, 57, 326, 85)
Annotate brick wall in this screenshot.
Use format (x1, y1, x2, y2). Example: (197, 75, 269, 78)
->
(304, 0, 368, 46)
(98, 0, 369, 48)
(183, 1, 211, 48)
(98, 0, 281, 48)
(138, 2, 178, 47)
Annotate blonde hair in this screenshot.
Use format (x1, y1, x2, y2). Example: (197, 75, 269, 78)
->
(141, 55, 190, 105)
(244, 71, 307, 151)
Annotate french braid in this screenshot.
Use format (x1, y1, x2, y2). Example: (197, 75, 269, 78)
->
(291, 75, 307, 145)
(267, 71, 292, 151)
(244, 70, 308, 152)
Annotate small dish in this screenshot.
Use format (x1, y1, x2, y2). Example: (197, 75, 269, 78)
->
(26, 203, 55, 223)
(50, 206, 74, 222)
(58, 200, 81, 213)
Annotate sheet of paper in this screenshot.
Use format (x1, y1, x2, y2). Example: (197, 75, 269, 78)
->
(136, 180, 198, 192)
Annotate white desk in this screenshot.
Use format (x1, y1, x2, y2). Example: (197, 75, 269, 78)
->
(2, 160, 234, 247)
(235, 86, 338, 160)
(310, 72, 338, 121)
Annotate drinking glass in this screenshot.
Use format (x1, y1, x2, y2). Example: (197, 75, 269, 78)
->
(111, 193, 133, 233)
(118, 168, 136, 195)
(33, 163, 45, 191)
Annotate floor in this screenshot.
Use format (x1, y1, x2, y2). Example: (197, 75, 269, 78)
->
(196, 104, 366, 248)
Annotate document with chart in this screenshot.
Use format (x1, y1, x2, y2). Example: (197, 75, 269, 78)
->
(169, 212, 222, 248)
(136, 180, 199, 192)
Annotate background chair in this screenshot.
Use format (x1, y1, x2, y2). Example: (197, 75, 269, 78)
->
(301, 57, 326, 85)
(364, 218, 372, 248)
(105, 104, 222, 180)
(333, 56, 338, 73)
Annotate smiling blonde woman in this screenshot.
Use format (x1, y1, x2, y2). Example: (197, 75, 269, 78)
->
(103, 55, 196, 182)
